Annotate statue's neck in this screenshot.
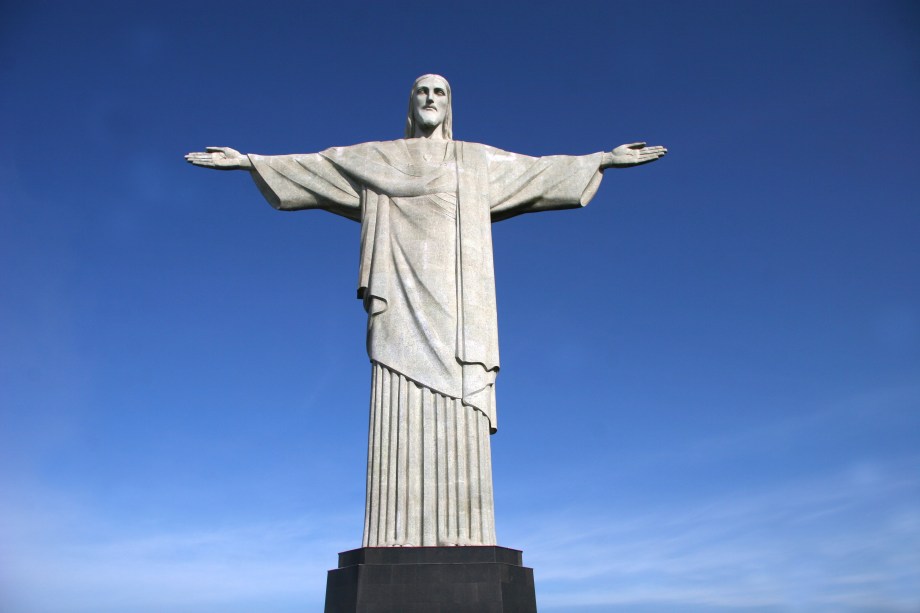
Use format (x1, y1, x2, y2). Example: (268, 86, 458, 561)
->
(413, 124, 446, 140)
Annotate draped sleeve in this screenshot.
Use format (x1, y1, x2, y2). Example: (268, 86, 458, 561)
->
(483, 146, 606, 222)
(248, 152, 363, 222)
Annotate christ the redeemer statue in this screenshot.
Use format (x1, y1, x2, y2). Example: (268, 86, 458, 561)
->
(186, 74, 666, 549)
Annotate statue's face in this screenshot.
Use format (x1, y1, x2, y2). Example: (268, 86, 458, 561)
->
(412, 76, 449, 131)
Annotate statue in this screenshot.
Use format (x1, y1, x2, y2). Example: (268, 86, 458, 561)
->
(186, 74, 666, 549)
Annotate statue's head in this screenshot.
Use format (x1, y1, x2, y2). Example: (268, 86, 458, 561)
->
(405, 74, 452, 140)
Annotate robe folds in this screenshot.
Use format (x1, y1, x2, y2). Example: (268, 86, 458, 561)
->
(249, 139, 605, 434)
(249, 139, 604, 545)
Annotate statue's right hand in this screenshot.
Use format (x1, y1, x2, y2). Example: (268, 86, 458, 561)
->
(185, 146, 250, 170)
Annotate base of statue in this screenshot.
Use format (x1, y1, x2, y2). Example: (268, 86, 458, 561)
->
(323, 545, 537, 612)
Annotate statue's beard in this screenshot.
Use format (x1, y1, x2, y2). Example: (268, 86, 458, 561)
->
(415, 111, 443, 131)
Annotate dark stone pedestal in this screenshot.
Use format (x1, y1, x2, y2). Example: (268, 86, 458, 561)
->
(324, 546, 537, 613)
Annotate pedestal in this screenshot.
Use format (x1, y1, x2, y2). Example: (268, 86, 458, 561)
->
(323, 546, 537, 613)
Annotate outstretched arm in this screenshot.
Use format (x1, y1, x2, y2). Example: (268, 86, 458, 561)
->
(600, 142, 667, 169)
(185, 146, 253, 170)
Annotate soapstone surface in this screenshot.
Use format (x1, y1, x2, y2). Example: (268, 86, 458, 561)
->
(185, 74, 667, 547)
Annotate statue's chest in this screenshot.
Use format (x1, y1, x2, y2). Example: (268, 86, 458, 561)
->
(404, 142, 457, 191)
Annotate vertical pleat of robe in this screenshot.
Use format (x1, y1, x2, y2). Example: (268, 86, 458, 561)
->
(364, 362, 495, 547)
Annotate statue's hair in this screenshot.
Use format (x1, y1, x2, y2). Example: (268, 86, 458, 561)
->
(405, 74, 452, 140)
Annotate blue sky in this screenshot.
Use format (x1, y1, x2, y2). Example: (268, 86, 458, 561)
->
(1, 1, 918, 611)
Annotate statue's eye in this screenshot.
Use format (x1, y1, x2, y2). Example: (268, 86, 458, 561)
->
(434, 89, 445, 96)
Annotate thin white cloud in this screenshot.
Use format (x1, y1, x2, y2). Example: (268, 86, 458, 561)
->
(0, 478, 916, 613)
(0, 494, 359, 613)
(655, 381, 920, 469)
(1, 396, 917, 612)
(504, 459, 920, 612)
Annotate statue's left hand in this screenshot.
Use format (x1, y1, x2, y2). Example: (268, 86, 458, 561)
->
(185, 146, 252, 170)
(602, 142, 668, 169)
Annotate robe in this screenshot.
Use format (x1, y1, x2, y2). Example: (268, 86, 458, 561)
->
(248, 139, 605, 545)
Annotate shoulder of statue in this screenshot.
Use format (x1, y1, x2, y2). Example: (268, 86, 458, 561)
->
(451, 140, 505, 157)
(321, 139, 404, 158)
